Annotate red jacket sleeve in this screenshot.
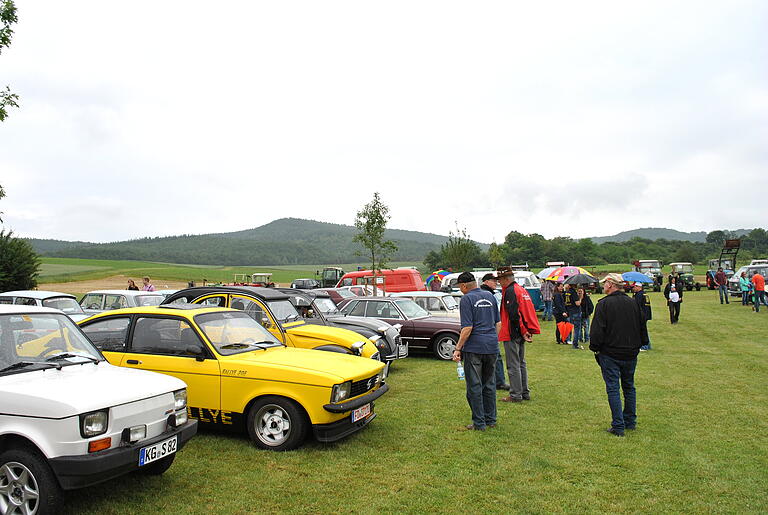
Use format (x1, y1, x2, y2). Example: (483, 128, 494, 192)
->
(514, 284, 541, 335)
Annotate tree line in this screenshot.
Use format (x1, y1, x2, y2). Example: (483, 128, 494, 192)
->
(424, 227, 768, 272)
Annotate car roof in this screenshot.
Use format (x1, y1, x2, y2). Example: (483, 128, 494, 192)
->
(274, 288, 331, 300)
(0, 304, 65, 315)
(0, 290, 76, 300)
(81, 305, 239, 318)
(82, 290, 165, 296)
(162, 286, 290, 304)
(390, 291, 450, 298)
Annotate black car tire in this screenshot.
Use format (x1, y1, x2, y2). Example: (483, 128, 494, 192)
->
(137, 454, 176, 476)
(247, 396, 309, 451)
(432, 333, 458, 361)
(0, 447, 63, 515)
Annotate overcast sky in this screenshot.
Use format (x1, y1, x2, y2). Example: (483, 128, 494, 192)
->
(1, 1, 766, 244)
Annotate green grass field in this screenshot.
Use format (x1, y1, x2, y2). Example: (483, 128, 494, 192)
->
(60, 289, 767, 514)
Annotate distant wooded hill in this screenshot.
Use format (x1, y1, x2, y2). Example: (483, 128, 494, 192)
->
(589, 227, 750, 244)
(26, 218, 462, 266)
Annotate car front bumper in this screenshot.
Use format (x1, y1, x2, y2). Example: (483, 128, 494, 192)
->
(49, 419, 198, 490)
(313, 405, 377, 443)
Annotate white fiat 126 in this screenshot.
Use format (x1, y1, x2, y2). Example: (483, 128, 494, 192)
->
(0, 305, 197, 514)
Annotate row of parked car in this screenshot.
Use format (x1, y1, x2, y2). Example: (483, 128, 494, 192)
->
(0, 284, 411, 513)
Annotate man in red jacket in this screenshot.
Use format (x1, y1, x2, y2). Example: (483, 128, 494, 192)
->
(496, 266, 541, 402)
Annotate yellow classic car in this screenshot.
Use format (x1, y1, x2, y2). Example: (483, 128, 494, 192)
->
(162, 286, 383, 362)
(79, 306, 388, 450)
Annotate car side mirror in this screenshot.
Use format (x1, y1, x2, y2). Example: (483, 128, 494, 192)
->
(261, 317, 273, 329)
(307, 309, 314, 317)
(186, 345, 205, 361)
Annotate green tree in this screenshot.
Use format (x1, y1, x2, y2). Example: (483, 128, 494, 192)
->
(673, 243, 697, 264)
(0, 229, 40, 290)
(0, 0, 19, 122)
(706, 230, 726, 246)
(441, 223, 483, 271)
(353, 192, 398, 295)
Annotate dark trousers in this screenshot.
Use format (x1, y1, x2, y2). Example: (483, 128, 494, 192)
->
(598, 353, 637, 433)
(668, 302, 681, 323)
(503, 338, 528, 400)
(463, 352, 497, 429)
(718, 285, 729, 304)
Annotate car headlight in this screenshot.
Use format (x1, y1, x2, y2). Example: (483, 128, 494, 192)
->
(351, 341, 366, 355)
(174, 389, 187, 410)
(331, 381, 352, 403)
(80, 409, 109, 438)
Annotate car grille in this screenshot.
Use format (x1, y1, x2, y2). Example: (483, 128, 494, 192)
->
(351, 374, 378, 398)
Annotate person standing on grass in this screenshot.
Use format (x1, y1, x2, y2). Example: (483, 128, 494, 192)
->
(141, 276, 156, 292)
(480, 273, 509, 392)
(633, 282, 652, 351)
(541, 278, 556, 321)
(590, 273, 648, 437)
(564, 283, 583, 348)
(714, 267, 729, 305)
(739, 271, 751, 306)
(496, 267, 540, 403)
(579, 287, 594, 345)
(752, 271, 765, 313)
(452, 272, 501, 431)
(664, 276, 683, 324)
(127, 279, 139, 291)
(553, 282, 567, 344)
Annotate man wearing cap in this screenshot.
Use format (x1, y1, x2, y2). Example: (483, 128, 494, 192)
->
(480, 273, 509, 391)
(452, 272, 501, 431)
(589, 273, 649, 436)
(632, 281, 652, 351)
(714, 267, 729, 305)
(496, 267, 541, 403)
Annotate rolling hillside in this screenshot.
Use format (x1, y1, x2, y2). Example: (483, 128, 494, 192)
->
(589, 227, 750, 244)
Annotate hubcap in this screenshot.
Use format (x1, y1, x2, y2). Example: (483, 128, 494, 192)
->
(436, 338, 456, 359)
(0, 461, 40, 514)
(255, 405, 291, 446)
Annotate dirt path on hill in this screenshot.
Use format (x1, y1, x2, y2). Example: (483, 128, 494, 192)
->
(40, 275, 192, 296)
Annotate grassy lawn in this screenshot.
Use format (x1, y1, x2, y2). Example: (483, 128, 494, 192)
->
(61, 289, 767, 514)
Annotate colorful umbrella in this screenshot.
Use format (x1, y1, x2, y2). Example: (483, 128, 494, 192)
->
(537, 266, 560, 279)
(545, 266, 594, 282)
(426, 269, 450, 285)
(622, 271, 654, 283)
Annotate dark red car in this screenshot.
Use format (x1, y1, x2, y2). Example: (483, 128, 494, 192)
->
(316, 287, 359, 305)
(336, 297, 460, 360)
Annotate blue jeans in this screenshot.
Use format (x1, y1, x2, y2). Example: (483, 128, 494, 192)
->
(640, 331, 652, 350)
(742, 291, 751, 305)
(463, 352, 497, 429)
(581, 316, 590, 342)
(718, 285, 729, 304)
(756, 290, 765, 312)
(569, 311, 582, 348)
(598, 353, 637, 433)
(495, 345, 507, 387)
(543, 300, 553, 321)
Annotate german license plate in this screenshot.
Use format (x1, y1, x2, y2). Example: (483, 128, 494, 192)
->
(351, 403, 371, 422)
(139, 436, 177, 466)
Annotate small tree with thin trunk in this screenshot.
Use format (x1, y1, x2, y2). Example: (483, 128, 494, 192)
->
(0, 0, 19, 122)
(353, 192, 398, 295)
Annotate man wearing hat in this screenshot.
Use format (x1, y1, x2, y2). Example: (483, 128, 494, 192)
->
(496, 266, 540, 403)
(480, 272, 509, 391)
(452, 271, 501, 431)
(589, 273, 649, 436)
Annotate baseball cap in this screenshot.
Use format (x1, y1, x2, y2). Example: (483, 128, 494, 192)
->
(481, 273, 497, 282)
(456, 272, 476, 284)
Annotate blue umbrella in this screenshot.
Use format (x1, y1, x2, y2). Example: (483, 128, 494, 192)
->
(622, 271, 654, 283)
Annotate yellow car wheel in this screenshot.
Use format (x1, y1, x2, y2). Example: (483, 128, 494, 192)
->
(246, 397, 309, 451)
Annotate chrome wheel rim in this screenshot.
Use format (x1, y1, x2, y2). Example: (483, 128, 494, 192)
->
(255, 404, 291, 447)
(435, 337, 456, 360)
(0, 461, 40, 515)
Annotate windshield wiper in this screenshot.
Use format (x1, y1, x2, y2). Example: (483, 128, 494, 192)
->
(0, 361, 62, 373)
(220, 341, 277, 351)
(45, 353, 100, 364)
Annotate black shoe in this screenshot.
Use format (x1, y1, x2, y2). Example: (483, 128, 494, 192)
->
(464, 424, 486, 431)
(496, 384, 511, 391)
(625, 426, 636, 431)
(522, 396, 531, 401)
(605, 427, 625, 437)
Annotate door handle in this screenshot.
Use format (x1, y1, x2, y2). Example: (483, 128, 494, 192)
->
(126, 359, 142, 365)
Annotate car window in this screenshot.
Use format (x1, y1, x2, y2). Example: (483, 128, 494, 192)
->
(341, 278, 353, 286)
(394, 299, 429, 318)
(231, 296, 277, 329)
(366, 300, 402, 319)
(81, 294, 104, 310)
(443, 295, 458, 310)
(196, 311, 282, 356)
(135, 295, 164, 307)
(267, 300, 300, 323)
(426, 298, 442, 311)
(313, 298, 337, 314)
(412, 298, 427, 309)
(14, 297, 37, 306)
(104, 295, 128, 310)
(345, 301, 365, 317)
(0, 297, 12, 305)
(198, 295, 227, 307)
(335, 289, 355, 298)
(131, 317, 204, 357)
(80, 317, 130, 351)
(42, 297, 84, 314)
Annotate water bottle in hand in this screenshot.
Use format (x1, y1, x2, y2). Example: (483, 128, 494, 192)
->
(457, 362, 465, 380)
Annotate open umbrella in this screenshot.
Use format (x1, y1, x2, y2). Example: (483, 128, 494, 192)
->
(425, 269, 449, 286)
(546, 266, 593, 282)
(537, 266, 559, 279)
(622, 271, 654, 283)
(563, 273, 599, 285)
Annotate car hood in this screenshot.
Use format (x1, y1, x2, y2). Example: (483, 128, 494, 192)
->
(0, 363, 185, 419)
(226, 347, 384, 384)
(282, 321, 369, 344)
(324, 314, 387, 333)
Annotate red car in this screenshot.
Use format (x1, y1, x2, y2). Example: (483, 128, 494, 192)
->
(336, 296, 460, 360)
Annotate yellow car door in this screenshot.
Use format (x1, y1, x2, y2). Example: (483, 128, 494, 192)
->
(124, 316, 222, 418)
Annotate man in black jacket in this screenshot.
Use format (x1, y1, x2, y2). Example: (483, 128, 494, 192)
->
(589, 273, 649, 436)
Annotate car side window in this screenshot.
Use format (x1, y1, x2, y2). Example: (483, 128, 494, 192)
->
(14, 297, 37, 306)
(367, 301, 401, 319)
(0, 297, 12, 305)
(131, 317, 205, 357)
(81, 294, 104, 310)
(198, 295, 226, 307)
(81, 317, 131, 352)
(232, 296, 273, 328)
(347, 301, 366, 317)
(413, 298, 428, 310)
(105, 295, 127, 310)
(427, 298, 441, 311)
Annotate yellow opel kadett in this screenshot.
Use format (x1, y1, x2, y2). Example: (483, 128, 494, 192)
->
(79, 306, 388, 451)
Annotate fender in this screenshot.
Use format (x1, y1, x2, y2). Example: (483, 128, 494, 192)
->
(312, 344, 353, 354)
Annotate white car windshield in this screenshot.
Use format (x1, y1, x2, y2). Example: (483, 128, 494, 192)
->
(195, 311, 282, 355)
(394, 299, 430, 318)
(135, 295, 164, 307)
(675, 265, 694, 273)
(442, 296, 458, 310)
(313, 298, 338, 314)
(267, 300, 302, 323)
(42, 297, 85, 315)
(0, 313, 102, 374)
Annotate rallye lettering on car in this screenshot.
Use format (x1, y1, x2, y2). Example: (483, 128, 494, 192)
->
(79, 305, 388, 451)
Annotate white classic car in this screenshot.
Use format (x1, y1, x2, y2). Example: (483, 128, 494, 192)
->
(0, 290, 89, 322)
(0, 305, 197, 513)
(79, 289, 165, 315)
(389, 291, 461, 318)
